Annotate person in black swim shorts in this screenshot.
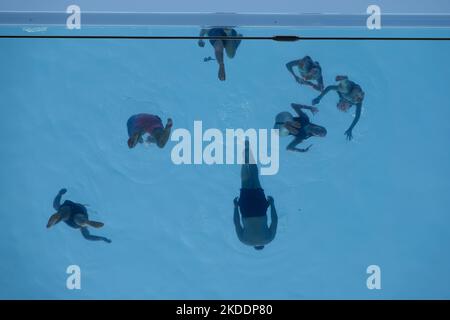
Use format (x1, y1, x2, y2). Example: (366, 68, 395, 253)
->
(233, 140, 278, 250)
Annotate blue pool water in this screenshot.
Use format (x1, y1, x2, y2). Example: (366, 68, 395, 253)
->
(1, 26, 450, 299)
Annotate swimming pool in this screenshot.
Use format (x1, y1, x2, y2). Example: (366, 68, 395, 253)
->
(1, 14, 450, 299)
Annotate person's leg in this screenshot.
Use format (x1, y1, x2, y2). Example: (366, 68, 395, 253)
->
(241, 141, 262, 189)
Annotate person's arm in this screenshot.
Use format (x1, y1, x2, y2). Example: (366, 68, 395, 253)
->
(233, 197, 244, 242)
(344, 103, 362, 141)
(198, 29, 208, 47)
(53, 188, 67, 210)
(287, 137, 312, 153)
(312, 85, 339, 105)
(285, 60, 301, 81)
(291, 103, 318, 116)
(81, 227, 111, 243)
(156, 118, 173, 148)
(267, 196, 278, 241)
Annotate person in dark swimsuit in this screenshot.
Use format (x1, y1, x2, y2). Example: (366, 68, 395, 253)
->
(274, 103, 327, 153)
(312, 75, 365, 140)
(233, 140, 278, 250)
(198, 27, 242, 81)
(46, 188, 111, 243)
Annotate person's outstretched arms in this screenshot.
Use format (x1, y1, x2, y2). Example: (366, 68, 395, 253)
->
(53, 188, 67, 210)
(81, 227, 111, 243)
(287, 137, 312, 153)
(156, 118, 173, 148)
(344, 103, 362, 141)
(291, 103, 319, 116)
(198, 29, 208, 47)
(233, 197, 244, 242)
(312, 85, 339, 105)
(286, 60, 301, 82)
(267, 196, 278, 241)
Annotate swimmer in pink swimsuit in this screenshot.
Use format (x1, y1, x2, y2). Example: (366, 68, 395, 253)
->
(127, 113, 173, 149)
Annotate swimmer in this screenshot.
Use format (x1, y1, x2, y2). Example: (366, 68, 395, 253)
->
(274, 103, 327, 153)
(312, 75, 365, 140)
(286, 56, 324, 91)
(233, 140, 278, 250)
(127, 113, 173, 149)
(47, 188, 111, 243)
(198, 27, 242, 81)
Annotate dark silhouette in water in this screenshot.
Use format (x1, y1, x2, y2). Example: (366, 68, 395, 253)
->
(203, 56, 215, 62)
(312, 75, 365, 140)
(198, 27, 242, 81)
(47, 188, 111, 243)
(233, 140, 278, 250)
(274, 103, 327, 153)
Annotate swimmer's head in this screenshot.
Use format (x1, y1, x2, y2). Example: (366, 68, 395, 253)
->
(305, 124, 327, 137)
(274, 112, 294, 137)
(254, 246, 265, 250)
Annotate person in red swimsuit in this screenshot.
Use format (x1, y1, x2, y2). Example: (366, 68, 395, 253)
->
(127, 114, 173, 149)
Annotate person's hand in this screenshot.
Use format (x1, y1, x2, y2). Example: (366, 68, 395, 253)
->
(166, 118, 173, 128)
(233, 197, 239, 207)
(312, 96, 321, 105)
(309, 106, 319, 115)
(267, 196, 274, 205)
(59, 188, 67, 195)
(103, 238, 112, 244)
(345, 129, 353, 141)
(218, 63, 226, 81)
(198, 40, 205, 47)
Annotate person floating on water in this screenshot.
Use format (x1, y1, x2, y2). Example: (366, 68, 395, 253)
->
(286, 56, 324, 91)
(312, 75, 365, 140)
(274, 103, 327, 153)
(198, 27, 242, 81)
(47, 188, 111, 243)
(127, 113, 173, 149)
(233, 140, 278, 250)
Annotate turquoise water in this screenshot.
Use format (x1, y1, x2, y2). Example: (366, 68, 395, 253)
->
(1, 26, 450, 299)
